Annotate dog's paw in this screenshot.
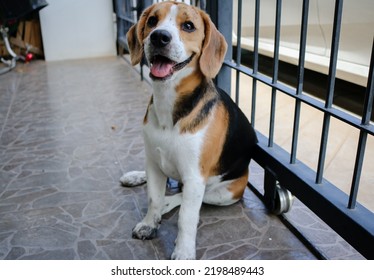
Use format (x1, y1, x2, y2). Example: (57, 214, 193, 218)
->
(171, 248, 196, 260)
(171, 237, 196, 260)
(120, 171, 146, 187)
(132, 222, 157, 240)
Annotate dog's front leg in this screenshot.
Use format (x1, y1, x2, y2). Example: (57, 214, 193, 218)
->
(171, 178, 205, 260)
(132, 161, 167, 240)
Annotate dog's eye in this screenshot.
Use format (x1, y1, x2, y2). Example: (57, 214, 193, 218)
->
(182, 21, 195, 32)
(147, 16, 158, 28)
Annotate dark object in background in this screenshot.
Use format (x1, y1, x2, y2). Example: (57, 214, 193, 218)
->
(0, 0, 48, 22)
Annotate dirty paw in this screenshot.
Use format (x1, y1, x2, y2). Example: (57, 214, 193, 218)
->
(132, 223, 157, 240)
(120, 171, 146, 187)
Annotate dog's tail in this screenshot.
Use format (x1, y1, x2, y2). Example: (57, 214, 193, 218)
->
(120, 171, 147, 187)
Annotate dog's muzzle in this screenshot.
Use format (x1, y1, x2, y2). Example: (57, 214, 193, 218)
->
(148, 29, 195, 80)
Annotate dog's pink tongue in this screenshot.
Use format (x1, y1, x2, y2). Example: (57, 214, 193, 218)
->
(151, 60, 174, 78)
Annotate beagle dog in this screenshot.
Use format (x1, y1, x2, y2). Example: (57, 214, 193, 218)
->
(121, 1, 257, 260)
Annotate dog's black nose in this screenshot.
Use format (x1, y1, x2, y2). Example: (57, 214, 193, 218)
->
(150, 30, 172, 48)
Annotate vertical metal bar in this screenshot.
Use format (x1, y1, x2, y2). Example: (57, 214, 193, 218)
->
(199, 0, 206, 10)
(264, 168, 278, 213)
(114, 0, 122, 50)
(348, 39, 374, 209)
(251, 0, 260, 128)
(348, 133, 368, 209)
(235, 74, 240, 104)
(360, 39, 374, 127)
(268, 0, 282, 147)
(290, 0, 309, 164)
(206, 0, 233, 95)
(235, 0, 243, 105)
(316, 0, 344, 184)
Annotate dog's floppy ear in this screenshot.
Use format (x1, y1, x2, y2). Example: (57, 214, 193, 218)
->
(126, 4, 155, 65)
(199, 11, 228, 78)
(126, 24, 143, 65)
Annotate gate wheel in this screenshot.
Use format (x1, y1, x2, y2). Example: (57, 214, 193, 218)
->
(272, 183, 294, 215)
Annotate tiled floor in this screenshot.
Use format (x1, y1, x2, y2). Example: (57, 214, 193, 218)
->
(0, 57, 363, 259)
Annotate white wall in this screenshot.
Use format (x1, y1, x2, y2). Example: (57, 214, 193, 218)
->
(39, 0, 116, 61)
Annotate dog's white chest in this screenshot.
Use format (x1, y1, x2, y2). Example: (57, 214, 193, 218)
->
(144, 117, 205, 181)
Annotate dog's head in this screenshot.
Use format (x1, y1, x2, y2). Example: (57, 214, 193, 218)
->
(126, 1, 227, 81)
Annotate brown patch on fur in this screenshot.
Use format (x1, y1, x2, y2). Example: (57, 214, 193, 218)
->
(175, 69, 203, 96)
(198, 11, 227, 78)
(175, 5, 206, 57)
(143, 96, 154, 124)
(199, 103, 229, 179)
(228, 169, 249, 200)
